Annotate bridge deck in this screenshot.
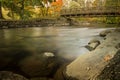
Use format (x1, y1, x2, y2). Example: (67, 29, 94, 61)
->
(60, 6, 120, 17)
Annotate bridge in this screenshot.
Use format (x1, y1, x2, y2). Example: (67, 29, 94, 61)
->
(60, 6, 120, 17)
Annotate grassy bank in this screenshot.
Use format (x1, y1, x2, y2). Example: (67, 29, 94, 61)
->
(75, 17, 120, 24)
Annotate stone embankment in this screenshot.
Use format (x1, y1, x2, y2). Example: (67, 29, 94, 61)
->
(65, 28, 120, 80)
(0, 18, 68, 29)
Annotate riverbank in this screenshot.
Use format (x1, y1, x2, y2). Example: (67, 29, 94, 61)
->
(65, 28, 120, 80)
(0, 18, 69, 29)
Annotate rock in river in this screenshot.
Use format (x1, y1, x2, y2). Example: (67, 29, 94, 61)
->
(0, 71, 28, 80)
(99, 29, 113, 37)
(44, 52, 55, 57)
(19, 53, 59, 77)
(85, 39, 100, 51)
(115, 43, 120, 49)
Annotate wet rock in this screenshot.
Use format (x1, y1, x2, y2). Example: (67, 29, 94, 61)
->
(66, 29, 120, 80)
(2, 26, 8, 29)
(88, 39, 100, 44)
(19, 54, 59, 77)
(44, 52, 55, 57)
(30, 77, 53, 80)
(99, 29, 113, 37)
(0, 71, 28, 80)
(85, 39, 100, 51)
(115, 29, 120, 32)
(115, 43, 120, 49)
(54, 64, 66, 80)
(25, 25, 29, 27)
(54, 64, 78, 80)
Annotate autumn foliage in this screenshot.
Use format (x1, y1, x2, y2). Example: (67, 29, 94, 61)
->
(51, 0, 63, 12)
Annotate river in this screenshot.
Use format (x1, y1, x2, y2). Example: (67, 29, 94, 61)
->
(0, 25, 115, 78)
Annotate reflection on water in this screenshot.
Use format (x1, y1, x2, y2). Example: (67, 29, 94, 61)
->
(0, 27, 110, 61)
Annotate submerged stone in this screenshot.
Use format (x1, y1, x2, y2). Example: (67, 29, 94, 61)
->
(0, 71, 28, 80)
(44, 52, 55, 57)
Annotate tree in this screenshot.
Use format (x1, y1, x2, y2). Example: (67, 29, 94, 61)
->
(0, 0, 56, 20)
(72, 0, 85, 8)
(50, 0, 63, 17)
(92, 0, 105, 7)
(2, 0, 33, 20)
(41, 0, 53, 16)
(0, 0, 4, 19)
(69, 1, 80, 9)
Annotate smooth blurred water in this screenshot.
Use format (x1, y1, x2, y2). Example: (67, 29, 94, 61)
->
(0, 26, 113, 61)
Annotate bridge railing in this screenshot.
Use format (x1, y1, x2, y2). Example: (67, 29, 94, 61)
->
(60, 6, 120, 16)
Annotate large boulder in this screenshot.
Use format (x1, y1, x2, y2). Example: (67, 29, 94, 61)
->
(66, 29, 120, 80)
(85, 39, 100, 51)
(54, 64, 67, 80)
(97, 50, 120, 80)
(99, 29, 113, 37)
(0, 71, 28, 80)
(19, 52, 59, 77)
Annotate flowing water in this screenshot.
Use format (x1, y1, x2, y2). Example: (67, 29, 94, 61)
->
(0, 26, 114, 60)
(0, 25, 115, 78)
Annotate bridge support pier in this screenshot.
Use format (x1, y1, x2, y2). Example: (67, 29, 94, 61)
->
(66, 18, 79, 26)
(66, 18, 73, 26)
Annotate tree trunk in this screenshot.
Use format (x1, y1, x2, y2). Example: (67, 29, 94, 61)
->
(20, 0, 25, 20)
(11, 1, 15, 20)
(0, 1, 4, 19)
